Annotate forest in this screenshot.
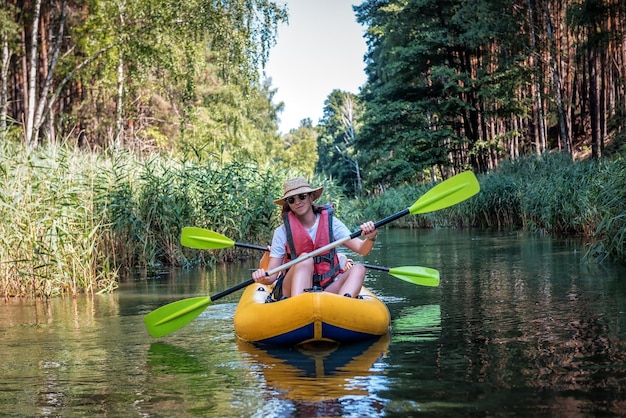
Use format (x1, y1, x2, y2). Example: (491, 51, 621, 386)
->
(0, 0, 624, 297)
(320, 0, 625, 194)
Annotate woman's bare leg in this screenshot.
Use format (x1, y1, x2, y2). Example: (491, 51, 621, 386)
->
(281, 258, 314, 297)
(326, 264, 366, 297)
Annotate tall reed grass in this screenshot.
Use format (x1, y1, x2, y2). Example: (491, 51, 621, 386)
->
(0, 141, 286, 298)
(586, 157, 626, 262)
(0, 142, 116, 297)
(344, 152, 625, 263)
(2, 142, 623, 299)
(94, 154, 292, 276)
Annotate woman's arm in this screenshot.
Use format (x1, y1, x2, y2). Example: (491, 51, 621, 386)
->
(342, 221, 378, 256)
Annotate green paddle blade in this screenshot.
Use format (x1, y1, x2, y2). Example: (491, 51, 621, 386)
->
(409, 171, 480, 214)
(181, 227, 235, 250)
(388, 266, 440, 287)
(144, 296, 212, 338)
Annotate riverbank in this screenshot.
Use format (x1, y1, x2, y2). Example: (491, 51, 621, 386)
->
(346, 153, 625, 262)
(1, 141, 623, 297)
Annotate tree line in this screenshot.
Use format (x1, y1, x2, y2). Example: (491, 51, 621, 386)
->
(316, 0, 625, 194)
(1, 1, 625, 297)
(0, 0, 287, 161)
(1, 0, 624, 196)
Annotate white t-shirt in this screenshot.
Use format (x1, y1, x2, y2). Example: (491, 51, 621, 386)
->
(269, 213, 352, 260)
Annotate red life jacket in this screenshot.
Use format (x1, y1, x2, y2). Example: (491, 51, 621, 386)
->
(282, 205, 341, 288)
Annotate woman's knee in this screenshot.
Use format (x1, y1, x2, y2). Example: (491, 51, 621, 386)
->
(351, 264, 366, 277)
(293, 257, 314, 272)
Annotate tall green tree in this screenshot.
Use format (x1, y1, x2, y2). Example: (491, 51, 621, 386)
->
(354, 0, 462, 190)
(277, 119, 318, 176)
(316, 90, 363, 196)
(1, 0, 287, 154)
(355, 0, 531, 191)
(76, 0, 288, 151)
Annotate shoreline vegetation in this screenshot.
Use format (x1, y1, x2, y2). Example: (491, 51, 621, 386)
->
(1, 140, 624, 298)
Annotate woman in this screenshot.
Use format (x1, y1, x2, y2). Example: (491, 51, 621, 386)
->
(252, 177, 378, 299)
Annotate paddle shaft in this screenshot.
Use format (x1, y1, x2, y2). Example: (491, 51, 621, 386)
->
(360, 264, 390, 273)
(228, 209, 407, 257)
(260, 209, 411, 278)
(224, 208, 410, 280)
(369, 209, 410, 234)
(212, 235, 354, 299)
(210, 249, 424, 301)
(145, 173, 478, 337)
(235, 242, 267, 251)
(211, 279, 254, 301)
(203, 172, 474, 291)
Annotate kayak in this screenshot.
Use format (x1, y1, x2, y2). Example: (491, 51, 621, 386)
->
(233, 283, 391, 346)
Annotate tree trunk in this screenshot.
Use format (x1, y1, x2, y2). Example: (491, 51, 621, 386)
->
(545, 2, 569, 155)
(589, 46, 601, 158)
(26, 0, 42, 148)
(340, 93, 361, 195)
(1, 0, 11, 137)
(33, 0, 67, 144)
(114, 3, 126, 148)
(527, 0, 547, 155)
(115, 47, 124, 148)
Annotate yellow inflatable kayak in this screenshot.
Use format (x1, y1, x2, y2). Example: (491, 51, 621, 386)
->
(233, 283, 391, 346)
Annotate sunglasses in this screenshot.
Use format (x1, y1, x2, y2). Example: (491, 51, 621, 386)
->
(286, 193, 309, 204)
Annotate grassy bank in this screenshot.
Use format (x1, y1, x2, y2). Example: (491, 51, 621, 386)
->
(0, 142, 287, 297)
(0, 142, 115, 297)
(345, 153, 625, 263)
(1, 142, 624, 298)
(466, 153, 625, 264)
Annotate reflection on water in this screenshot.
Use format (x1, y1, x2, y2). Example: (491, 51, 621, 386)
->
(392, 304, 441, 342)
(1, 229, 626, 416)
(377, 230, 626, 416)
(237, 335, 390, 416)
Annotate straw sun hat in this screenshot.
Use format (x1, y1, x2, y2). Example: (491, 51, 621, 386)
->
(273, 177, 324, 206)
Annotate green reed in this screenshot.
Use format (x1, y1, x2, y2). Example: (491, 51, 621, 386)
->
(0, 141, 287, 297)
(108, 151, 623, 267)
(2, 141, 623, 299)
(0, 142, 116, 297)
(586, 157, 626, 262)
(101, 154, 286, 274)
(342, 153, 625, 264)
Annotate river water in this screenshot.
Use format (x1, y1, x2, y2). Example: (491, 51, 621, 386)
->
(2, 229, 626, 417)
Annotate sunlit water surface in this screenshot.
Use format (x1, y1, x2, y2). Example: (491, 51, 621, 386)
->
(2, 229, 626, 417)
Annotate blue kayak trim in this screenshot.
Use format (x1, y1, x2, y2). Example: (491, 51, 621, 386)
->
(322, 323, 378, 343)
(256, 322, 380, 346)
(257, 323, 315, 346)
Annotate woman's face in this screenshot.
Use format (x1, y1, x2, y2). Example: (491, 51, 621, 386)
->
(287, 193, 312, 215)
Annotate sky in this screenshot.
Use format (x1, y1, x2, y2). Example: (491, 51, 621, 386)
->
(264, 1, 368, 134)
